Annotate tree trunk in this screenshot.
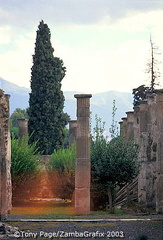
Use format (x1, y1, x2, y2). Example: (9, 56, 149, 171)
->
(107, 186, 113, 212)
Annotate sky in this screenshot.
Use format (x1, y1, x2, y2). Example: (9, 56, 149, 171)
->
(0, 0, 163, 94)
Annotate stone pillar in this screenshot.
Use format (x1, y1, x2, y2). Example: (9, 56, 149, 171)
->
(68, 120, 77, 146)
(121, 117, 127, 140)
(137, 97, 157, 209)
(133, 105, 140, 145)
(74, 94, 92, 215)
(155, 90, 163, 213)
(126, 111, 134, 141)
(0, 90, 12, 220)
(119, 121, 123, 137)
(17, 118, 28, 137)
(137, 101, 149, 207)
(146, 94, 157, 209)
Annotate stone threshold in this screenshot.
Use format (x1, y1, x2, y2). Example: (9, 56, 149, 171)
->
(5, 218, 163, 222)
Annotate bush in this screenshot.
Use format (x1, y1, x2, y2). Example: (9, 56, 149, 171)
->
(11, 136, 41, 203)
(47, 145, 75, 199)
(91, 115, 138, 210)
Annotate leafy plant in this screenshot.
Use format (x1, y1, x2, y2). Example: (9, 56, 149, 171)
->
(109, 100, 119, 138)
(48, 144, 75, 174)
(11, 135, 41, 202)
(91, 101, 138, 211)
(47, 145, 76, 199)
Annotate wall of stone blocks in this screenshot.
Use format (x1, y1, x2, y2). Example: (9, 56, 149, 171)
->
(120, 90, 163, 213)
(0, 89, 12, 220)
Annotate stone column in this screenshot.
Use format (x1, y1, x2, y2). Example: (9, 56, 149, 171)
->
(121, 117, 127, 140)
(0, 90, 12, 220)
(126, 111, 134, 141)
(137, 101, 149, 207)
(119, 121, 123, 137)
(74, 94, 92, 215)
(133, 105, 140, 145)
(17, 118, 28, 137)
(68, 120, 77, 146)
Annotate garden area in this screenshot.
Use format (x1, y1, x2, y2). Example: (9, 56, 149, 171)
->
(11, 109, 138, 217)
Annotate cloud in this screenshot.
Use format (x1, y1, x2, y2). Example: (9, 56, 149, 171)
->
(0, 34, 34, 88)
(0, 25, 12, 44)
(57, 39, 150, 94)
(0, 2, 163, 93)
(0, 0, 162, 28)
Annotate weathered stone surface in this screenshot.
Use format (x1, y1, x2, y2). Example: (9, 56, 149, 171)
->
(0, 222, 18, 239)
(68, 120, 77, 146)
(121, 117, 127, 139)
(156, 174, 163, 213)
(133, 105, 140, 145)
(17, 118, 28, 137)
(120, 90, 163, 212)
(74, 94, 92, 215)
(75, 161, 90, 188)
(75, 188, 90, 215)
(155, 91, 163, 212)
(0, 90, 12, 220)
(126, 111, 134, 141)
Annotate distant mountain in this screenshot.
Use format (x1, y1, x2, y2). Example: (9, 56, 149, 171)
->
(64, 91, 133, 132)
(0, 77, 133, 132)
(0, 77, 29, 113)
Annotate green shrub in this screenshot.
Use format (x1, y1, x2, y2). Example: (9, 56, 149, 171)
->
(91, 114, 138, 211)
(11, 136, 41, 203)
(47, 145, 76, 199)
(48, 144, 75, 174)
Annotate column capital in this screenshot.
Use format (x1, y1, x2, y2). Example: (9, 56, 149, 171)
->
(68, 120, 77, 124)
(74, 94, 92, 99)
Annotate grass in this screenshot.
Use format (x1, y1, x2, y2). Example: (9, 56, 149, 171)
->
(11, 205, 134, 219)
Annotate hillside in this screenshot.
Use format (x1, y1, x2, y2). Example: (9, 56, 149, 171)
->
(0, 77, 133, 132)
(0, 77, 29, 114)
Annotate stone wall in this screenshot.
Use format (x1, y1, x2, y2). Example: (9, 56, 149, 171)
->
(0, 89, 12, 220)
(120, 90, 163, 213)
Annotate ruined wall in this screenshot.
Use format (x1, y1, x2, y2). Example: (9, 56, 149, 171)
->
(0, 89, 12, 220)
(155, 91, 163, 213)
(120, 90, 163, 212)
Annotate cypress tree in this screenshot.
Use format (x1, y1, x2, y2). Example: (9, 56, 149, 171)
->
(28, 20, 68, 154)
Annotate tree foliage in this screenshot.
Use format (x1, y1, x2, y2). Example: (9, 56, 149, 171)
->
(28, 20, 68, 154)
(92, 136, 137, 187)
(109, 100, 118, 138)
(132, 37, 161, 106)
(91, 103, 138, 210)
(10, 108, 29, 138)
(10, 108, 28, 127)
(132, 85, 149, 106)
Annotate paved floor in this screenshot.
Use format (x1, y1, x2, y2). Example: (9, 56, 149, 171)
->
(1, 215, 163, 240)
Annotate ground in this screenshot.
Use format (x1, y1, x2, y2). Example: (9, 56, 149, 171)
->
(1, 211, 163, 240)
